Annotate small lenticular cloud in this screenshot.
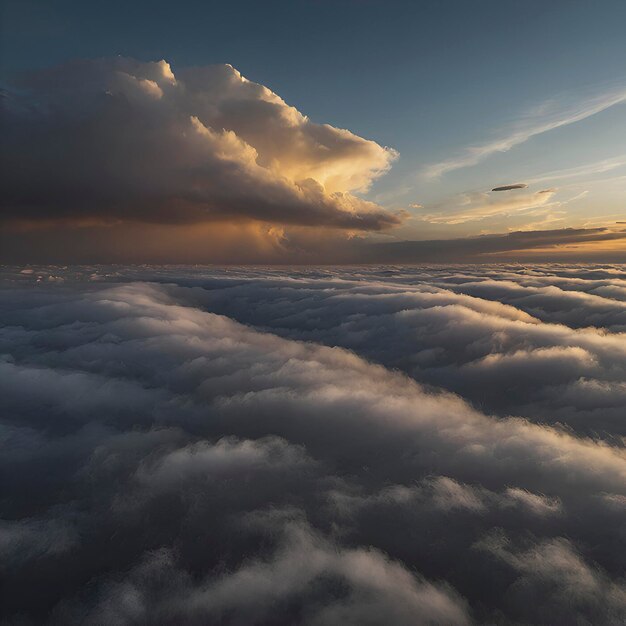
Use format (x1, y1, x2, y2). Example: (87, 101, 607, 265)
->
(491, 183, 529, 192)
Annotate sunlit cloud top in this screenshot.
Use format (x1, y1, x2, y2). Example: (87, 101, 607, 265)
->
(0, 57, 400, 231)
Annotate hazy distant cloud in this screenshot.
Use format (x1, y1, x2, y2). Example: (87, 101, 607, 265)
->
(2, 220, 624, 264)
(365, 226, 626, 262)
(423, 86, 626, 178)
(0, 58, 400, 231)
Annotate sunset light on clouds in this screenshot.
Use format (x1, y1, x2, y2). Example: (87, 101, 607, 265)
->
(1, 2, 626, 624)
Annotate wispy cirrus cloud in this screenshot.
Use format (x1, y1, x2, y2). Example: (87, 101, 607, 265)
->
(528, 154, 626, 186)
(422, 86, 626, 178)
(416, 188, 557, 225)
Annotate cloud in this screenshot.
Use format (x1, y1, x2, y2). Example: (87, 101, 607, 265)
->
(69, 517, 470, 626)
(527, 155, 626, 186)
(365, 227, 626, 262)
(423, 86, 626, 178)
(0, 58, 399, 231)
(330, 479, 562, 521)
(123, 264, 626, 436)
(2, 268, 626, 624)
(416, 188, 556, 225)
(475, 534, 626, 624)
(491, 183, 528, 192)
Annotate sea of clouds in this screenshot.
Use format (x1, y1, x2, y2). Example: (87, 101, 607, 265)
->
(1, 265, 625, 625)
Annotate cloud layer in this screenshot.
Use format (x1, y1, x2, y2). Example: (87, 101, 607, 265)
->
(0, 58, 399, 231)
(1, 265, 625, 624)
(366, 227, 626, 263)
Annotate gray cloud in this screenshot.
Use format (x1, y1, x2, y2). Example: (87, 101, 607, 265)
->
(65, 515, 470, 626)
(1, 267, 626, 624)
(474, 534, 626, 624)
(491, 183, 528, 191)
(363, 227, 626, 263)
(90, 264, 626, 436)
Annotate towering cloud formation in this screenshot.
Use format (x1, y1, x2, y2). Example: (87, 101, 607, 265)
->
(0, 58, 399, 230)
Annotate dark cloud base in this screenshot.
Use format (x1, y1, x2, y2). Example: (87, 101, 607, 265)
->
(363, 228, 626, 264)
(1, 265, 625, 625)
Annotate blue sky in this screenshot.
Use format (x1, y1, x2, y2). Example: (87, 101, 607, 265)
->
(2, 0, 626, 251)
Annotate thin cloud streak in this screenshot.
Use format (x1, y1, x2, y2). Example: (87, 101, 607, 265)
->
(527, 155, 626, 186)
(423, 87, 626, 178)
(415, 189, 557, 225)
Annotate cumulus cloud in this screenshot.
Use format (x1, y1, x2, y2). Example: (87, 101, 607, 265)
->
(0, 58, 400, 232)
(2, 267, 626, 625)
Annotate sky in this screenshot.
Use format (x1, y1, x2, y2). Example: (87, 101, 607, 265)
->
(2, 5, 626, 621)
(1, 0, 626, 262)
